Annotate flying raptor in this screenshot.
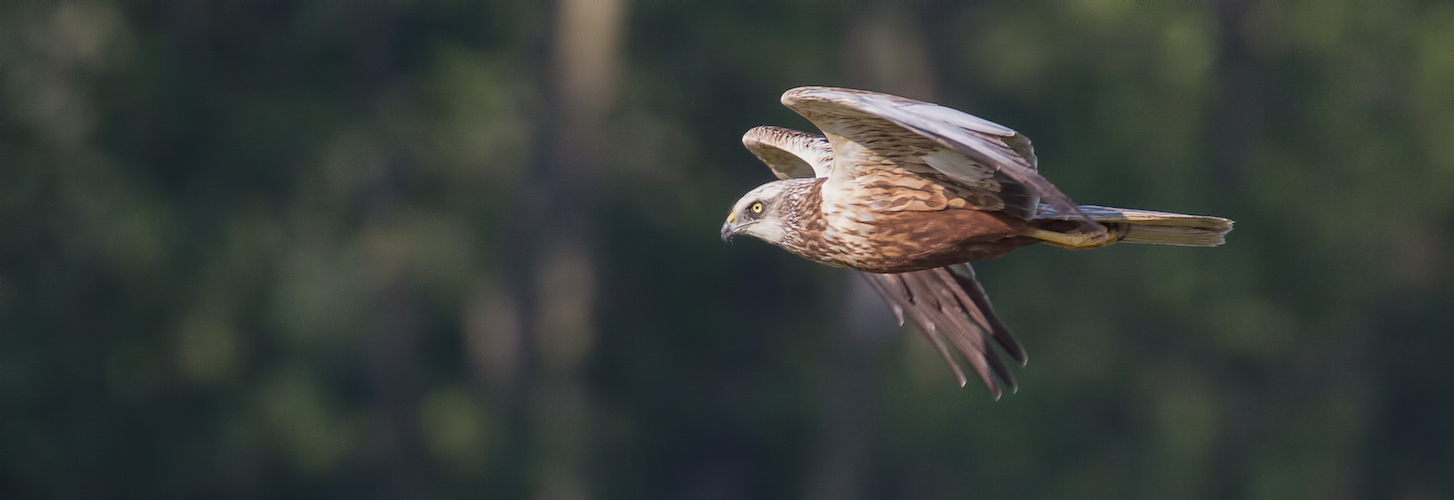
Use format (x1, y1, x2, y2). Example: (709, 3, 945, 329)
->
(721, 87, 1233, 399)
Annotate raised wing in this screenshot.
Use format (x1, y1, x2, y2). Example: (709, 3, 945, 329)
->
(860, 263, 1026, 399)
(742, 126, 834, 180)
(782, 86, 1083, 222)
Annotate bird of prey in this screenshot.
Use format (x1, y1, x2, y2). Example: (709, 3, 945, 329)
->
(721, 87, 1233, 399)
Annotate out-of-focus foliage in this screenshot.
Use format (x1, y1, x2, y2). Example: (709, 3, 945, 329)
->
(1, 1, 1450, 497)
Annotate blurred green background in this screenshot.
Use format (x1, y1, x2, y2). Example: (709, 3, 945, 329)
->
(2, 1, 1451, 497)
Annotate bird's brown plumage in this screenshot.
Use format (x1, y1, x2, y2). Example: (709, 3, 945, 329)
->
(723, 87, 1233, 398)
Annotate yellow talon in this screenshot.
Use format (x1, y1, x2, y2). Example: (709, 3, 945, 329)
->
(1022, 226, 1120, 250)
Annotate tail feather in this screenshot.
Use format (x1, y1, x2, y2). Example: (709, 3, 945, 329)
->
(1116, 223, 1228, 246)
(1034, 204, 1233, 247)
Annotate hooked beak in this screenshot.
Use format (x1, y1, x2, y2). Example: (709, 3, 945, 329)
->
(720, 221, 735, 242)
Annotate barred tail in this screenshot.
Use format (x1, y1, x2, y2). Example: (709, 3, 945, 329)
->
(1035, 205, 1234, 247)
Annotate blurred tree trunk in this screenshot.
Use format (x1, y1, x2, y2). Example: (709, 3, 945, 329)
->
(805, 6, 937, 498)
(1211, 0, 1259, 190)
(503, 0, 628, 497)
(349, 2, 425, 495)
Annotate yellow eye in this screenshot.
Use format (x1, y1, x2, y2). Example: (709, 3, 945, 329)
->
(750, 202, 764, 214)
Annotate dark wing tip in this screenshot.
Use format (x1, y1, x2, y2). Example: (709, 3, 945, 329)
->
(859, 268, 1026, 400)
(947, 264, 1028, 365)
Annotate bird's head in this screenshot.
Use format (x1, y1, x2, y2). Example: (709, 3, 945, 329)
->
(721, 178, 812, 245)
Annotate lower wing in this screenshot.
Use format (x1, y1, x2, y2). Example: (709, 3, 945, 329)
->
(858, 264, 1026, 399)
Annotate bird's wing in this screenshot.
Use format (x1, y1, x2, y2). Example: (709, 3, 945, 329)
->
(742, 125, 834, 179)
(782, 86, 1086, 222)
(860, 263, 1026, 399)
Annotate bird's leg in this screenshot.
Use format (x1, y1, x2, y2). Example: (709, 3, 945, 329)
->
(1021, 225, 1123, 250)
